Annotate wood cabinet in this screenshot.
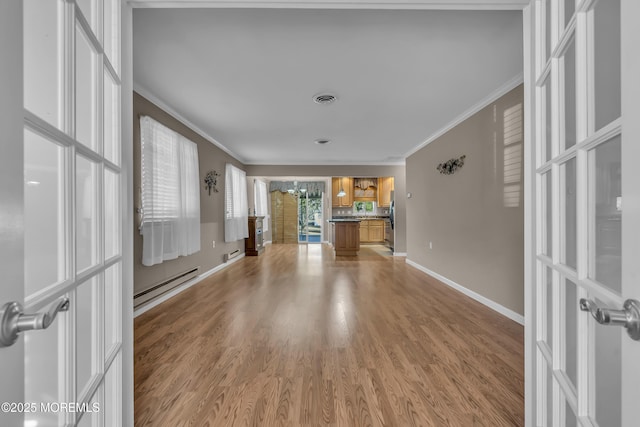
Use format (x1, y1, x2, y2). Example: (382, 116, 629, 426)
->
(332, 177, 353, 207)
(332, 221, 360, 256)
(377, 177, 395, 207)
(359, 219, 385, 243)
(245, 216, 264, 256)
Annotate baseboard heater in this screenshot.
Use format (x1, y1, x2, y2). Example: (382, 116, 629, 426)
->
(134, 266, 199, 308)
(225, 249, 241, 262)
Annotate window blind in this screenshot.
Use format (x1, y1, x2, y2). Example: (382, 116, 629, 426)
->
(140, 116, 201, 266)
(224, 163, 249, 242)
(254, 179, 269, 232)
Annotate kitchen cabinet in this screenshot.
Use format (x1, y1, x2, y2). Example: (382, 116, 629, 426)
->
(359, 219, 385, 243)
(330, 220, 360, 256)
(377, 177, 394, 207)
(332, 177, 353, 207)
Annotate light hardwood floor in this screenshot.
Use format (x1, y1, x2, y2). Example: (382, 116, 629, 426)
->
(135, 244, 524, 426)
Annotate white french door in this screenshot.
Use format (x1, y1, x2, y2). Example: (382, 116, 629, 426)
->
(0, 0, 129, 425)
(530, 0, 640, 426)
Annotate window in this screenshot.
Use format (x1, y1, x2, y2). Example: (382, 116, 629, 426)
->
(254, 179, 269, 232)
(225, 163, 248, 242)
(140, 116, 200, 266)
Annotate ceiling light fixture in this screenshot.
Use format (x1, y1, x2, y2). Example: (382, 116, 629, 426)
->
(313, 93, 337, 105)
(314, 139, 331, 145)
(337, 178, 346, 198)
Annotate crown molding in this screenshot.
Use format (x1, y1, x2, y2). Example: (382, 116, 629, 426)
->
(133, 83, 247, 163)
(404, 73, 524, 158)
(128, 0, 530, 11)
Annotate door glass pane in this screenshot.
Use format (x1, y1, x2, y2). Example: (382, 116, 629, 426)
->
(593, 298, 621, 427)
(562, 158, 577, 269)
(105, 263, 121, 353)
(103, 0, 118, 73)
(105, 168, 119, 259)
(298, 192, 307, 242)
(76, 25, 96, 150)
(77, 155, 98, 273)
(544, 79, 553, 163)
(25, 129, 66, 296)
(564, 0, 575, 27)
(104, 69, 119, 165)
(25, 305, 66, 427)
(545, 0, 553, 62)
(546, 267, 554, 353)
(589, 136, 621, 293)
(565, 279, 578, 389)
(593, 0, 621, 131)
(541, 172, 553, 256)
(547, 363, 554, 427)
(566, 399, 577, 427)
(24, 0, 62, 130)
(105, 354, 121, 427)
(564, 40, 577, 150)
(76, 0, 95, 33)
(76, 391, 99, 427)
(77, 277, 97, 398)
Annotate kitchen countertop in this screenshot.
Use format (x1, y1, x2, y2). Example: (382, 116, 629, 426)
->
(332, 215, 389, 220)
(328, 218, 362, 222)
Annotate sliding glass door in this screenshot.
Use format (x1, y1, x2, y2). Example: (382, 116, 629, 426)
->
(298, 193, 323, 243)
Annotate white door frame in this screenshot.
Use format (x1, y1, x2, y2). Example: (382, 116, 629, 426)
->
(620, 1, 640, 426)
(0, 1, 25, 425)
(121, 1, 533, 426)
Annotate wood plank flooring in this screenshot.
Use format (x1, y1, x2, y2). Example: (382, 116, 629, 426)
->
(135, 244, 524, 426)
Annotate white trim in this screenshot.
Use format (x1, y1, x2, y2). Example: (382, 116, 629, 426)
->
(393, 251, 407, 257)
(404, 73, 524, 158)
(133, 83, 247, 163)
(523, 2, 535, 422)
(406, 259, 525, 325)
(264, 240, 273, 245)
(128, 0, 530, 10)
(133, 254, 246, 318)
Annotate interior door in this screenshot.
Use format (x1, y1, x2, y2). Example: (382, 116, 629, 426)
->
(0, 0, 124, 425)
(531, 0, 639, 425)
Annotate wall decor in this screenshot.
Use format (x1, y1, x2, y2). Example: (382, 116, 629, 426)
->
(204, 170, 220, 195)
(437, 155, 466, 175)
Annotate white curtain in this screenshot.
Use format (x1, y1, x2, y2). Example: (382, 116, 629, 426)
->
(254, 179, 269, 231)
(140, 116, 200, 266)
(225, 163, 249, 242)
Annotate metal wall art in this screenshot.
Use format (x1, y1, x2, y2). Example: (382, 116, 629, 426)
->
(204, 170, 220, 195)
(437, 155, 466, 175)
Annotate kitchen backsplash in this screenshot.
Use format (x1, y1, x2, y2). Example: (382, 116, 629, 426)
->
(332, 204, 390, 217)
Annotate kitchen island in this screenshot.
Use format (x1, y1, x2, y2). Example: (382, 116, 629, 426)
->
(328, 218, 361, 256)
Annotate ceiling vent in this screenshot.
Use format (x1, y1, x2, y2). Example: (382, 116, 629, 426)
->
(313, 93, 337, 104)
(314, 139, 331, 145)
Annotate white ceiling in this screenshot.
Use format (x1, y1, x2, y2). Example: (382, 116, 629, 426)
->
(133, 8, 523, 165)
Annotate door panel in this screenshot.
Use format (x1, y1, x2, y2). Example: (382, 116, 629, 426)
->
(531, 0, 637, 425)
(20, 0, 123, 425)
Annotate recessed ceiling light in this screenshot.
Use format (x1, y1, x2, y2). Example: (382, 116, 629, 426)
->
(313, 93, 337, 104)
(315, 139, 332, 145)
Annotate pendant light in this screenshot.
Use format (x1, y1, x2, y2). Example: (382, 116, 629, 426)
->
(337, 178, 346, 197)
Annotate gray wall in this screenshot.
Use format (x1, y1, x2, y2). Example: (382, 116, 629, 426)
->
(245, 165, 407, 253)
(405, 85, 524, 315)
(133, 92, 246, 297)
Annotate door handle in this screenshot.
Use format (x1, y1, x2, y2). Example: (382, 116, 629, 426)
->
(580, 298, 640, 341)
(0, 297, 69, 348)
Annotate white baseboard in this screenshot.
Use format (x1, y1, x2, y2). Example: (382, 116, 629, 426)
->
(264, 240, 272, 245)
(393, 252, 407, 257)
(134, 254, 246, 318)
(405, 259, 524, 325)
